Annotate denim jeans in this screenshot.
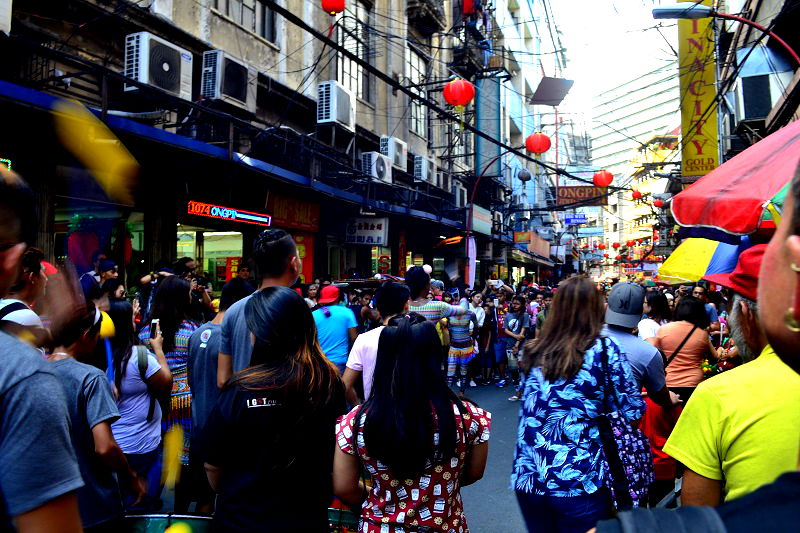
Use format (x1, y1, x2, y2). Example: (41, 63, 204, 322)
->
(516, 489, 613, 533)
(122, 447, 163, 512)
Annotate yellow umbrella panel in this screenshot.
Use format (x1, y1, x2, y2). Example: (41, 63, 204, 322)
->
(656, 238, 739, 285)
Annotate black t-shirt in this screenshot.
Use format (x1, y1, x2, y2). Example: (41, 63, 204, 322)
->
(198, 377, 346, 532)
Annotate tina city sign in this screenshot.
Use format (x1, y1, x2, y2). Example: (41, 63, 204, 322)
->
(187, 201, 272, 226)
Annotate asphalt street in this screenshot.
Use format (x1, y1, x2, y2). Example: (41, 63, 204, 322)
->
(460, 383, 527, 533)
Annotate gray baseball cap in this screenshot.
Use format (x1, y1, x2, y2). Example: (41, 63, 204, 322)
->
(605, 283, 646, 329)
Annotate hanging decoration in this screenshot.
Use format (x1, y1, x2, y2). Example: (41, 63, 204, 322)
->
(612, 242, 621, 249)
(443, 79, 475, 131)
(604, 253, 609, 259)
(631, 190, 642, 200)
(598, 243, 606, 250)
(593, 170, 613, 187)
(653, 199, 664, 208)
(626, 240, 635, 247)
(321, 0, 345, 15)
(525, 132, 551, 156)
(615, 255, 622, 261)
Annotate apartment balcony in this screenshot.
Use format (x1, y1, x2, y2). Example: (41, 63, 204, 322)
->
(407, 0, 446, 35)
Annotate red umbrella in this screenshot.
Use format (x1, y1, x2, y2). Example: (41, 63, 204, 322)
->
(671, 118, 800, 236)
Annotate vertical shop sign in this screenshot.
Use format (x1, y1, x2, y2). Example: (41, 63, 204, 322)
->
(398, 230, 407, 276)
(293, 233, 314, 284)
(678, 0, 719, 176)
(371, 246, 391, 275)
(225, 257, 243, 282)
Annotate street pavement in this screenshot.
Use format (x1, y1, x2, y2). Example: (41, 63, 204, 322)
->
(460, 382, 527, 533)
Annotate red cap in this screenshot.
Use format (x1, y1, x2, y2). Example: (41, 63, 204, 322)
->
(318, 285, 340, 305)
(41, 261, 58, 276)
(702, 244, 766, 301)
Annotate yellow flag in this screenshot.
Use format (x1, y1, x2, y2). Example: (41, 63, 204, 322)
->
(162, 425, 183, 488)
(52, 100, 139, 205)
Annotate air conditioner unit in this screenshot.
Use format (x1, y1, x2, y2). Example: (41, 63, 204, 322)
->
(380, 136, 408, 171)
(492, 211, 503, 233)
(317, 80, 355, 131)
(361, 152, 392, 183)
(125, 31, 193, 101)
(413, 155, 436, 183)
(201, 50, 257, 112)
(453, 182, 468, 208)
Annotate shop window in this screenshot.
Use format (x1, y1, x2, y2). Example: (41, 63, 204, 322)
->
(256, 0, 278, 43)
(216, 0, 278, 43)
(176, 225, 244, 292)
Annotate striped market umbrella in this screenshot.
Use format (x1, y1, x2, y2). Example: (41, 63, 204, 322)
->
(656, 238, 741, 285)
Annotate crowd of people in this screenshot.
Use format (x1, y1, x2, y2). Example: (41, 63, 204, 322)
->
(1, 160, 799, 533)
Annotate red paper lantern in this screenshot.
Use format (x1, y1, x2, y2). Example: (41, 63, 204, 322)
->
(612, 242, 620, 249)
(653, 199, 664, 208)
(321, 0, 345, 14)
(598, 243, 606, 250)
(615, 255, 622, 261)
(443, 79, 475, 107)
(626, 240, 635, 247)
(604, 253, 609, 259)
(637, 239, 643, 244)
(631, 190, 642, 200)
(593, 170, 613, 187)
(525, 133, 551, 155)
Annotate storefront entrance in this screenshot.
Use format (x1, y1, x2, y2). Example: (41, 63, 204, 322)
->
(176, 225, 244, 292)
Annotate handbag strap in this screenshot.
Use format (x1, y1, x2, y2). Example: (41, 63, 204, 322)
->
(136, 345, 158, 422)
(598, 337, 621, 414)
(665, 326, 698, 368)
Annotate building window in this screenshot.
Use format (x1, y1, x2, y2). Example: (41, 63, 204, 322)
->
(256, 1, 277, 43)
(337, 1, 373, 101)
(407, 46, 428, 137)
(215, 0, 277, 43)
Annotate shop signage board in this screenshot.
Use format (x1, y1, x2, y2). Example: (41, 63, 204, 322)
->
(346, 217, 389, 245)
(187, 201, 272, 226)
(513, 231, 531, 244)
(225, 257, 243, 282)
(564, 215, 587, 225)
(471, 205, 493, 236)
(555, 187, 608, 207)
(266, 193, 320, 232)
(577, 227, 604, 237)
(678, 0, 719, 176)
(528, 233, 551, 258)
(371, 246, 391, 274)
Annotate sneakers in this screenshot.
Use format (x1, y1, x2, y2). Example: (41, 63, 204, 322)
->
(469, 380, 477, 387)
(497, 379, 508, 388)
(508, 395, 520, 402)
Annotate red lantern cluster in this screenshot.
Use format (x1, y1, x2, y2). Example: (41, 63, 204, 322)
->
(321, 0, 345, 15)
(631, 190, 642, 200)
(525, 133, 551, 155)
(593, 170, 613, 187)
(443, 79, 476, 107)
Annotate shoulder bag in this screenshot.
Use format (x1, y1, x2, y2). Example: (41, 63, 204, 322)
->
(136, 345, 171, 422)
(596, 337, 655, 510)
(664, 326, 698, 367)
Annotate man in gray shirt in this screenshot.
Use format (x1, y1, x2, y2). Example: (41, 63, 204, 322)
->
(0, 169, 84, 532)
(604, 283, 680, 409)
(217, 229, 302, 387)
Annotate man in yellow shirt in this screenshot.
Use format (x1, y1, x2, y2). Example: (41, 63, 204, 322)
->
(664, 245, 800, 504)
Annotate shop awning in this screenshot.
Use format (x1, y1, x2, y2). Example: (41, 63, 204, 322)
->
(0, 79, 463, 230)
(511, 247, 554, 267)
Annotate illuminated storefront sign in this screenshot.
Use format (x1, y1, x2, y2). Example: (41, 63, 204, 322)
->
(187, 201, 272, 226)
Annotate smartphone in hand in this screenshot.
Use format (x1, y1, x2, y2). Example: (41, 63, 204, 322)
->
(150, 318, 160, 339)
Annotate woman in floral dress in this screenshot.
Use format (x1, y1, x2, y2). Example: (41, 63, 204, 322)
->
(334, 315, 491, 532)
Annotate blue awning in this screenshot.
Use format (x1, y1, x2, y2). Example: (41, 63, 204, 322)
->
(0, 79, 463, 229)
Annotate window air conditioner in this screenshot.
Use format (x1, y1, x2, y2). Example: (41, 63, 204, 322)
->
(125, 31, 193, 101)
(317, 80, 355, 131)
(201, 50, 257, 113)
(361, 152, 392, 183)
(380, 136, 409, 171)
(492, 211, 503, 233)
(413, 155, 436, 183)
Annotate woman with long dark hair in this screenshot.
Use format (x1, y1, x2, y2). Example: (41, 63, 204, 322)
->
(200, 287, 345, 531)
(137, 275, 199, 511)
(333, 314, 491, 532)
(512, 276, 643, 532)
(637, 292, 672, 341)
(108, 299, 172, 511)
